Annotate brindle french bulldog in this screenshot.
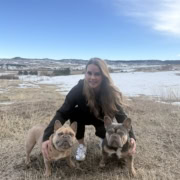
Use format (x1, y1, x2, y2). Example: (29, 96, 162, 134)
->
(25, 120, 77, 177)
(99, 116, 136, 177)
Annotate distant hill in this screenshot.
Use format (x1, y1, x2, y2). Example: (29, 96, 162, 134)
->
(0, 57, 180, 65)
(106, 60, 180, 65)
(59, 59, 180, 65)
(1, 57, 180, 73)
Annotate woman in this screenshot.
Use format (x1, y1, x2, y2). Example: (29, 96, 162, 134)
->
(42, 58, 136, 161)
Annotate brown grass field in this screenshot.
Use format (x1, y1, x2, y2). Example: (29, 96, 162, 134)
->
(0, 79, 180, 180)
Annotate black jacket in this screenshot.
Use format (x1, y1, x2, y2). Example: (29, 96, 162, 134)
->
(43, 79, 136, 141)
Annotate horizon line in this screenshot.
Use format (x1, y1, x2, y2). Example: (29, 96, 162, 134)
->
(0, 57, 180, 61)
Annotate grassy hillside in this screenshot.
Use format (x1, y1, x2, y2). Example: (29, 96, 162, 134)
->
(0, 80, 180, 180)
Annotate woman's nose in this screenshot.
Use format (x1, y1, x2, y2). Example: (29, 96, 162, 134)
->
(91, 74, 96, 79)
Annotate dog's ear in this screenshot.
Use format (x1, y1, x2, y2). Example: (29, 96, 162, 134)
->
(70, 121, 77, 133)
(54, 120, 63, 131)
(104, 116, 112, 127)
(123, 118, 132, 131)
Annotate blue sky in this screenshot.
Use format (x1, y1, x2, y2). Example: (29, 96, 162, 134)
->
(0, 0, 180, 60)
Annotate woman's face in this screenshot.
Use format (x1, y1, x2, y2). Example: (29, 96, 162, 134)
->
(85, 64, 103, 91)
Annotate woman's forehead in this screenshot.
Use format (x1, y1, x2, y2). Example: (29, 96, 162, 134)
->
(87, 64, 101, 71)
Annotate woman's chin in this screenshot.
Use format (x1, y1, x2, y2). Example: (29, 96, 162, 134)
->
(89, 85, 101, 92)
(89, 84, 97, 89)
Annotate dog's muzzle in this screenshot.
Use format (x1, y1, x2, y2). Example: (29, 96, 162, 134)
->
(56, 139, 72, 149)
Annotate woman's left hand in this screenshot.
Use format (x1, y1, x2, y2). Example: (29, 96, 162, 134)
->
(128, 138, 136, 155)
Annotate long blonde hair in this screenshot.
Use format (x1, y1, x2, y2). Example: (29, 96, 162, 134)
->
(83, 58, 123, 119)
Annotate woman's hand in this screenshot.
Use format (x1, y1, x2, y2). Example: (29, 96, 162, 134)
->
(128, 138, 136, 155)
(42, 140, 51, 160)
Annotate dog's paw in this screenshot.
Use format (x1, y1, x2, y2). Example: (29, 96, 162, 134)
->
(25, 158, 30, 165)
(69, 161, 76, 168)
(130, 168, 137, 177)
(44, 170, 51, 177)
(44, 173, 51, 177)
(132, 170, 137, 177)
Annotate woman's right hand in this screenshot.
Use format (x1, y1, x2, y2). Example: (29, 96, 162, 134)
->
(42, 140, 50, 161)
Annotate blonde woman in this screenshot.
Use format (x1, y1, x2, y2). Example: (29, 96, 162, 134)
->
(42, 58, 136, 161)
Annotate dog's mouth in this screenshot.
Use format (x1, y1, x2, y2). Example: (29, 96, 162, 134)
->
(56, 140, 72, 149)
(109, 140, 121, 148)
(112, 141, 119, 147)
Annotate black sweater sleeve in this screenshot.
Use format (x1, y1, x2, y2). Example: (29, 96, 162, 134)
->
(115, 105, 136, 141)
(42, 83, 79, 142)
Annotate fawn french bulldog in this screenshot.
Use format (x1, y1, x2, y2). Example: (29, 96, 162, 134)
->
(25, 120, 77, 177)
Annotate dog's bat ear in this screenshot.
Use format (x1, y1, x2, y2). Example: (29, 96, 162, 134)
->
(123, 118, 132, 131)
(70, 121, 77, 133)
(54, 120, 63, 131)
(104, 116, 112, 127)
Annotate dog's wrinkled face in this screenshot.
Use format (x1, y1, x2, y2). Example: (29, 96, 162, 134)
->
(52, 121, 77, 151)
(104, 116, 131, 149)
(106, 124, 128, 148)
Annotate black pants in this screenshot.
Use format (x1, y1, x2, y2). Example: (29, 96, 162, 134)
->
(69, 107, 105, 140)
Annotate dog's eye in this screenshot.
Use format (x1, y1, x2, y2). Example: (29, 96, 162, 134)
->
(69, 132, 74, 137)
(58, 132, 63, 136)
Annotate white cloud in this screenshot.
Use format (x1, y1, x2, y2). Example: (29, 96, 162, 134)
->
(113, 0, 180, 36)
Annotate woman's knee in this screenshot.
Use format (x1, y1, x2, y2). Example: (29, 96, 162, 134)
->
(95, 126, 106, 139)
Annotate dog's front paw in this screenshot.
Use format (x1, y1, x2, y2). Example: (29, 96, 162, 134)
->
(69, 160, 76, 168)
(131, 167, 137, 177)
(25, 157, 31, 165)
(66, 157, 76, 168)
(44, 170, 51, 177)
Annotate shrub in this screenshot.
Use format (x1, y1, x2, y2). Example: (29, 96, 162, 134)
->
(52, 68, 71, 76)
(18, 70, 23, 75)
(0, 74, 19, 80)
(23, 70, 28, 75)
(29, 71, 38, 75)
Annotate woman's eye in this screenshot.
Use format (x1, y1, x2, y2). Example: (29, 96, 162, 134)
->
(95, 72, 101, 76)
(87, 71, 92, 75)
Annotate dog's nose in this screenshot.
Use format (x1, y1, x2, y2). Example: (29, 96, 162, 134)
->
(63, 134, 69, 139)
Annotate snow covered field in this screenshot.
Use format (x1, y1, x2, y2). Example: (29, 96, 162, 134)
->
(19, 71, 180, 100)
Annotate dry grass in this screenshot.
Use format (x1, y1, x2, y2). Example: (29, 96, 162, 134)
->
(0, 80, 180, 180)
(153, 88, 180, 103)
